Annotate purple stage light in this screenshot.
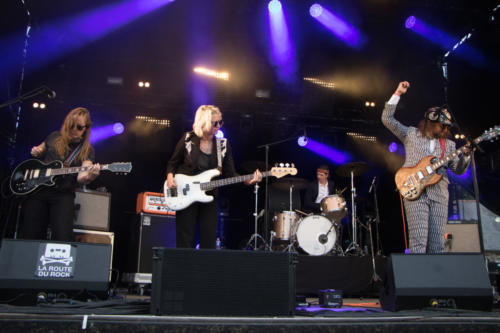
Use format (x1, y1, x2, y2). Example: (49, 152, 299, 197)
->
(297, 136, 308, 147)
(268, 0, 297, 83)
(309, 4, 323, 18)
(309, 3, 363, 48)
(90, 123, 125, 144)
(404, 15, 484, 65)
(301, 137, 350, 165)
(5, 0, 175, 75)
(113, 122, 125, 134)
(388, 142, 398, 153)
(405, 16, 416, 29)
(215, 130, 224, 139)
(268, 0, 282, 14)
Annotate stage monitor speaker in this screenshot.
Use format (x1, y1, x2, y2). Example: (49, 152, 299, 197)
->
(74, 189, 110, 231)
(380, 253, 492, 311)
(0, 239, 111, 303)
(444, 221, 480, 253)
(151, 248, 295, 316)
(127, 213, 176, 274)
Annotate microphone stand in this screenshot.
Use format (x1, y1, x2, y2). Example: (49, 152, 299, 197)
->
(257, 131, 303, 243)
(439, 59, 485, 253)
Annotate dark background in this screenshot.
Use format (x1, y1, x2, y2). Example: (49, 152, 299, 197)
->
(1, 0, 499, 273)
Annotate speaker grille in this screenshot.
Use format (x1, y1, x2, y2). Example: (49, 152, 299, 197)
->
(151, 249, 295, 316)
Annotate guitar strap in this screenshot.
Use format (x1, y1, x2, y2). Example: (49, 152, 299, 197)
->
(64, 143, 83, 166)
(439, 138, 445, 159)
(216, 138, 227, 172)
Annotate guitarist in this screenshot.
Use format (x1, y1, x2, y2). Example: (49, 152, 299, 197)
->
(381, 81, 471, 253)
(166, 105, 262, 249)
(20, 107, 100, 242)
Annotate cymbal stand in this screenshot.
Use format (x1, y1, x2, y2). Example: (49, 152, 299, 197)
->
(368, 218, 381, 281)
(246, 183, 267, 250)
(345, 170, 362, 254)
(372, 178, 383, 255)
(283, 183, 297, 253)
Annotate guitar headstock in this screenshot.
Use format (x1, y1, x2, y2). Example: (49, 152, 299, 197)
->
(271, 163, 297, 178)
(478, 125, 500, 143)
(108, 162, 132, 174)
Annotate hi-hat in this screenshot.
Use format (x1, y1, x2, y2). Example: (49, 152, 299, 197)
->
(272, 177, 308, 190)
(336, 162, 369, 178)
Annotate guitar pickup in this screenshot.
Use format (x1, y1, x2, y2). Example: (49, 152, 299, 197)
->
(167, 188, 178, 197)
(416, 171, 424, 180)
(182, 184, 190, 196)
(425, 166, 433, 174)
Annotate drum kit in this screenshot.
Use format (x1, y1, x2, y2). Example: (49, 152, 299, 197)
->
(269, 161, 371, 256)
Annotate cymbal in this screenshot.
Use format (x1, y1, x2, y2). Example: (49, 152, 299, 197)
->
(241, 160, 267, 173)
(336, 162, 369, 178)
(272, 177, 308, 190)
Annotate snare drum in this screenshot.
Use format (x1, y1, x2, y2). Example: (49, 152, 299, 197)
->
(273, 211, 298, 240)
(294, 215, 336, 256)
(320, 194, 347, 220)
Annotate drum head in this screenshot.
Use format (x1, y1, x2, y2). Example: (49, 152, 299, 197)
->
(295, 215, 336, 256)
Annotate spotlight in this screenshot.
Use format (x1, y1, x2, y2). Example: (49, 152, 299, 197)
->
(405, 16, 416, 29)
(138, 81, 144, 87)
(33, 102, 39, 108)
(144, 82, 150, 88)
(39, 103, 46, 109)
(268, 0, 282, 13)
(388, 142, 398, 153)
(370, 102, 375, 107)
(454, 134, 460, 139)
(365, 101, 370, 107)
(309, 4, 323, 18)
(298, 136, 308, 147)
(113, 122, 124, 134)
(216, 130, 224, 139)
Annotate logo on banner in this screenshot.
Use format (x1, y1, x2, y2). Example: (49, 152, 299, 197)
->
(35, 243, 76, 278)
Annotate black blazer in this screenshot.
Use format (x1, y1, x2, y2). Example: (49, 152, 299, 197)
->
(166, 131, 238, 178)
(303, 179, 335, 214)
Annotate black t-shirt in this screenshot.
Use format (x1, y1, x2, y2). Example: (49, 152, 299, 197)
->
(42, 131, 95, 192)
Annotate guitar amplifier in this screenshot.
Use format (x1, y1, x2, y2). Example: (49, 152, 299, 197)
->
(136, 192, 175, 216)
(74, 189, 110, 231)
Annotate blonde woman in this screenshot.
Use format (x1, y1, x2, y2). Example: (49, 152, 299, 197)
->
(166, 105, 262, 249)
(21, 107, 100, 241)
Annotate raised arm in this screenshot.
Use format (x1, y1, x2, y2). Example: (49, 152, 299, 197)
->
(381, 81, 411, 142)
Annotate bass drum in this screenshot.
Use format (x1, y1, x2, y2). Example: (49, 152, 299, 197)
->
(294, 215, 336, 256)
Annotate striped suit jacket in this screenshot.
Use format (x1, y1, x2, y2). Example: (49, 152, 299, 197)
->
(381, 102, 470, 203)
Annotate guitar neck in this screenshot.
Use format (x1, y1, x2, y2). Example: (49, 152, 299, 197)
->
(50, 164, 109, 176)
(201, 170, 273, 190)
(431, 137, 479, 171)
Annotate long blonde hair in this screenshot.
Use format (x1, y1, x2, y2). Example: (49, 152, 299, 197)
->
(192, 105, 221, 138)
(54, 107, 93, 162)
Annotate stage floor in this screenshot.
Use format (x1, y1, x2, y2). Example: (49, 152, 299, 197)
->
(1, 294, 500, 333)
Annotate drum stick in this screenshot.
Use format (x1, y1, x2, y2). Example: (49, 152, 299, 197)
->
(294, 209, 309, 216)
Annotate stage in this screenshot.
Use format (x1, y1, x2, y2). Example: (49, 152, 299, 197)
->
(1, 296, 500, 333)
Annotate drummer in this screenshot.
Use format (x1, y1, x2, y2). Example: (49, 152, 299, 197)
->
(303, 164, 336, 214)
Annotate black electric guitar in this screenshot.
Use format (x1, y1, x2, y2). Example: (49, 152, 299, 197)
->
(10, 159, 132, 195)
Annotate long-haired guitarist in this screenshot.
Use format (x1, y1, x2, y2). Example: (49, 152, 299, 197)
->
(20, 107, 100, 241)
(381, 81, 471, 253)
(165, 105, 262, 249)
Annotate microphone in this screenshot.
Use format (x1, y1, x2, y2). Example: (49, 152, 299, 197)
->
(44, 86, 57, 99)
(369, 176, 376, 193)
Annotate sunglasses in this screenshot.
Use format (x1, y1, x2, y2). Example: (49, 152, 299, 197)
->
(212, 120, 223, 127)
(75, 124, 88, 131)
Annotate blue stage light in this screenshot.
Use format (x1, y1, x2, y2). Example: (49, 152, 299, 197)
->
(268, 0, 282, 14)
(297, 136, 308, 147)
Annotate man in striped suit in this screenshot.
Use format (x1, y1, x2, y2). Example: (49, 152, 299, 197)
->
(381, 81, 471, 253)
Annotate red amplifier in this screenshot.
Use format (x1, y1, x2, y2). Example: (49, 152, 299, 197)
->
(136, 192, 175, 215)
